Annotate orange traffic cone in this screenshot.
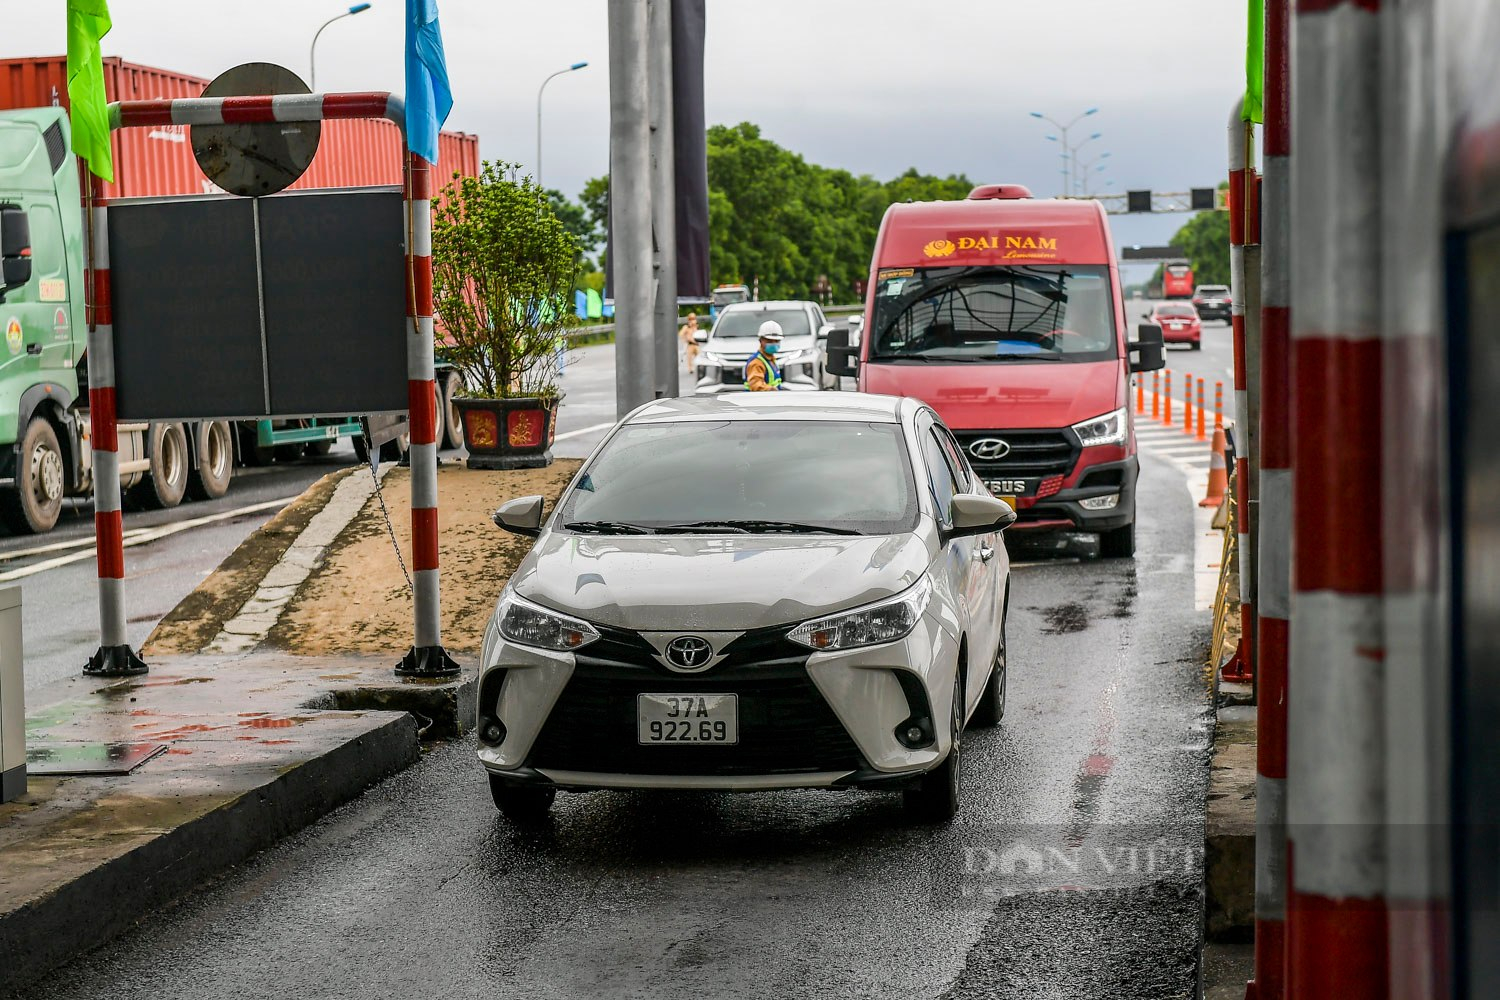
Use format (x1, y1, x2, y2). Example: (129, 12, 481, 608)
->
(1200, 427, 1229, 507)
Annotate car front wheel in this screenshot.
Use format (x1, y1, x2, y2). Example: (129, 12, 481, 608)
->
(904, 671, 963, 823)
(489, 775, 556, 824)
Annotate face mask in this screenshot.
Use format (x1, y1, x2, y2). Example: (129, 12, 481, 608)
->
(764, 342, 779, 355)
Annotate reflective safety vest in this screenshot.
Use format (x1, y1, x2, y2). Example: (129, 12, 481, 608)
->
(743, 351, 783, 391)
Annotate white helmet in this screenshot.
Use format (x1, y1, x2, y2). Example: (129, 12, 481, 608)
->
(757, 320, 784, 341)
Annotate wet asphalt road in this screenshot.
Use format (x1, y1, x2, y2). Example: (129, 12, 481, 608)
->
(19, 449, 1213, 1000)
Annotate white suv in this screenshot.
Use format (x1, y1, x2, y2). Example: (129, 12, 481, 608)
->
(693, 300, 838, 392)
(479, 393, 1015, 824)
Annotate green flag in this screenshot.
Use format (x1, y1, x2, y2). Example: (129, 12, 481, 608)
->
(67, 0, 114, 182)
(1243, 0, 1264, 123)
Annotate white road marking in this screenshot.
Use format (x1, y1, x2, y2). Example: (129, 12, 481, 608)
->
(554, 421, 616, 442)
(0, 495, 298, 582)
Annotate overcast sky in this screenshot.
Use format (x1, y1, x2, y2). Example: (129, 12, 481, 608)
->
(7, 0, 1250, 274)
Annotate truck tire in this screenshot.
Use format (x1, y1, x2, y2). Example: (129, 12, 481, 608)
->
(237, 424, 275, 466)
(441, 372, 464, 450)
(1099, 521, 1136, 559)
(0, 417, 65, 534)
(187, 420, 234, 501)
(128, 422, 189, 510)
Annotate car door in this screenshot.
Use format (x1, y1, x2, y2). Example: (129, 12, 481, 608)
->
(916, 412, 984, 708)
(933, 422, 1002, 689)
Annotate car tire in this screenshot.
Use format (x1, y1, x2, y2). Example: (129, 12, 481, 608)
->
(904, 670, 964, 823)
(127, 422, 189, 510)
(0, 417, 65, 534)
(186, 420, 234, 501)
(970, 620, 1007, 727)
(1191, 341, 1203, 351)
(489, 775, 556, 823)
(432, 380, 447, 451)
(1100, 521, 1136, 558)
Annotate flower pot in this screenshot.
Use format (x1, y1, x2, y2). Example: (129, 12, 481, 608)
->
(453, 396, 560, 470)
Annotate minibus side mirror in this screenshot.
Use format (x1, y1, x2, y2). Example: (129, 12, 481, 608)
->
(1129, 324, 1166, 373)
(825, 327, 858, 378)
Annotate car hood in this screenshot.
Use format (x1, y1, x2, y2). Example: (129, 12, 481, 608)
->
(704, 336, 817, 359)
(510, 530, 932, 631)
(860, 358, 1125, 431)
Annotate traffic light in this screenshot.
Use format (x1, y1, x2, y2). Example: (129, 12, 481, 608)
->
(1127, 190, 1152, 213)
(1190, 187, 1217, 210)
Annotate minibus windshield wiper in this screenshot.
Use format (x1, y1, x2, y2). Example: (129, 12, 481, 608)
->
(992, 352, 1063, 361)
(666, 519, 862, 536)
(562, 520, 656, 535)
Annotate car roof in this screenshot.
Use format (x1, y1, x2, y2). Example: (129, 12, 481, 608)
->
(716, 300, 816, 313)
(626, 392, 912, 424)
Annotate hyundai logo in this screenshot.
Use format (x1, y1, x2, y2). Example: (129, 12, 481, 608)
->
(665, 635, 714, 671)
(969, 437, 1011, 461)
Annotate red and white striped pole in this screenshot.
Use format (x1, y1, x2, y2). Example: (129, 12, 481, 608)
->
(81, 176, 144, 677)
(1287, 1, 1389, 995)
(396, 148, 457, 676)
(1247, 0, 1290, 995)
(1227, 100, 1256, 685)
(94, 92, 456, 677)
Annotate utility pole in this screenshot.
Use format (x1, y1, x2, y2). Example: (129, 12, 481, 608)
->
(608, 0, 655, 416)
(647, 0, 678, 398)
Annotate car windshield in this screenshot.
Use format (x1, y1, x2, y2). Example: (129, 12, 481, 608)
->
(710, 308, 811, 340)
(558, 420, 918, 535)
(1196, 286, 1229, 295)
(1156, 304, 1197, 317)
(871, 265, 1117, 363)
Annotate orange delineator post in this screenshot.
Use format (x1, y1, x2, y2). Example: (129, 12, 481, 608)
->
(1196, 378, 1207, 440)
(1214, 380, 1224, 429)
(1183, 375, 1193, 434)
(1152, 371, 1161, 419)
(1164, 370, 1173, 423)
(1136, 375, 1145, 414)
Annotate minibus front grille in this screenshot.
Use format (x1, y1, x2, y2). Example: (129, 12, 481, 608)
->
(954, 429, 1078, 478)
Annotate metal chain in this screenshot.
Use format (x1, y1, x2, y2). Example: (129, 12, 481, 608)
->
(363, 434, 413, 594)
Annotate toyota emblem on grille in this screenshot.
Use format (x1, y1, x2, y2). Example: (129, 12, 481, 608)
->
(665, 635, 714, 671)
(969, 437, 1011, 461)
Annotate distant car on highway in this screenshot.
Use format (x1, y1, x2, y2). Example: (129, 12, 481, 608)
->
(1191, 284, 1232, 322)
(693, 300, 838, 392)
(1144, 302, 1203, 350)
(477, 393, 1015, 824)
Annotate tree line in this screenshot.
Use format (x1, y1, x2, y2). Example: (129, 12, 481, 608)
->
(548, 122, 976, 301)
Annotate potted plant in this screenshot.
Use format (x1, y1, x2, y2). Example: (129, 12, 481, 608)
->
(431, 161, 578, 469)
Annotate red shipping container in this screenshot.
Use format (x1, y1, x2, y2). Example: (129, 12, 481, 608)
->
(0, 55, 479, 198)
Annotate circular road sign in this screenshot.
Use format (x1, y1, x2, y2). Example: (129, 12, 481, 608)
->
(192, 63, 321, 198)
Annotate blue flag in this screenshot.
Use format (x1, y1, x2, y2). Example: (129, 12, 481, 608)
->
(405, 0, 453, 164)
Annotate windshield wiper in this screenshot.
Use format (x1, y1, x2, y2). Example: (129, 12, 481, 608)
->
(562, 520, 656, 535)
(993, 352, 1063, 361)
(665, 519, 862, 536)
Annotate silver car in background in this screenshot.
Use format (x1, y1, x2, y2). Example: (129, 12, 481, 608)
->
(693, 300, 840, 392)
(477, 393, 1014, 824)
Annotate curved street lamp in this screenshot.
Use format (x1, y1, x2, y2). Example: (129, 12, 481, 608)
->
(309, 3, 372, 92)
(536, 61, 590, 189)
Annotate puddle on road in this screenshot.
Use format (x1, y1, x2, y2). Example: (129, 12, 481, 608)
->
(1041, 602, 1090, 635)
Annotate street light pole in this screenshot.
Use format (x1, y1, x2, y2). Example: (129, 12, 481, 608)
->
(1030, 107, 1098, 196)
(309, 3, 371, 92)
(536, 61, 589, 190)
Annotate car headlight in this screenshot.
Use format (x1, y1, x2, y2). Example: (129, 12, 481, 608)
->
(787, 576, 932, 651)
(1072, 407, 1127, 447)
(776, 348, 812, 364)
(499, 594, 600, 651)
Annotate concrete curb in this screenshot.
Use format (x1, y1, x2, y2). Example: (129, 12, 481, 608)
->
(0, 712, 418, 995)
(1204, 705, 1256, 941)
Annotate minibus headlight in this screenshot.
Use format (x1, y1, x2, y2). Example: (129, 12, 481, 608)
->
(1072, 407, 1127, 448)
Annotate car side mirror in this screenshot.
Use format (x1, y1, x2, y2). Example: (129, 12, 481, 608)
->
(1129, 323, 1166, 373)
(948, 494, 1017, 535)
(692, 330, 708, 343)
(492, 495, 545, 537)
(0, 205, 31, 300)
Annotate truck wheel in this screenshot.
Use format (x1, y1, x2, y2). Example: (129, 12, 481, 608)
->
(442, 373, 465, 450)
(128, 422, 189, 510)
(305, 440, 333, 457)
(0, 418, 65, 534)
(237, 425, 275, 466)
(432, 381, 447, 451)
(187, 420, 234, 501)
(1099, 521, 1136, 559)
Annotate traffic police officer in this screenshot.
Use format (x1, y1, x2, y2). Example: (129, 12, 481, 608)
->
(743, 321, 784, 392)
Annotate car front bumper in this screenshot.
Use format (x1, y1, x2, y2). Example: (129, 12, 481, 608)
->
(475, 611, 961, 791)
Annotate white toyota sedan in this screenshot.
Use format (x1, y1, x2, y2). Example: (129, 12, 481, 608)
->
(477, 393, 1014, 823)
